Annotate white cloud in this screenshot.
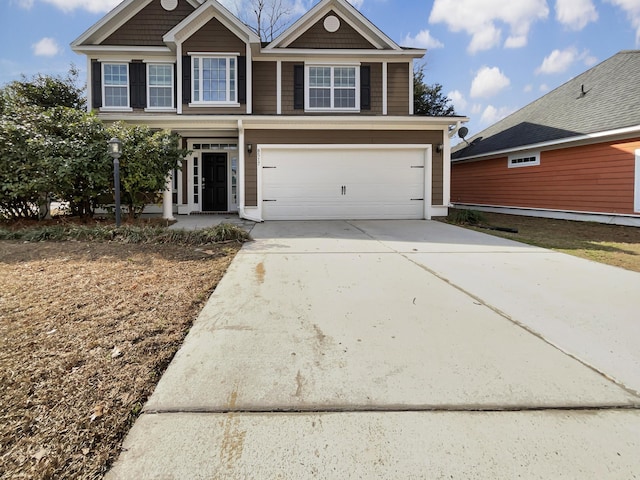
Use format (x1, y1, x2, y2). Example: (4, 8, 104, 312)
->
(447, 90, 467, 110)
(429, 0, 549, 54)
(539, 83, 550, 92)
(402, 30, 444, 49)
(536, 47, 577, 74)
(12, 0, 34, 8)
(40, 0, 120, 13)
(470, 66, 511, 98)
(556, 0, 598, 30)
(607, 0, 640, 45)
(536, 47, 597, 74)
(471, 103, 483, 115)
(524, 84, 533, 92)
(480, 105, 513, 125)
(347, 0, 364, 8)
(33, 37, 61, 57)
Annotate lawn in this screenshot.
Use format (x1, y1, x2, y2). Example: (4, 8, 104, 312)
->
(0, 229, 243, 479)
(443, 210, 640, 273)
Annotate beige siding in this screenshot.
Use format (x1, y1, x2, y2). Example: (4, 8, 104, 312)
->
(451, 138, 640, 215)
(253, 62, 277, 114)
(387, 63, 410, 115)
(183, 18, 246, 52)
(281, 62, 299, 115)
(101, 0, 194, 46)
(289, 12, 376, 49)
(244, 129, 444, 206)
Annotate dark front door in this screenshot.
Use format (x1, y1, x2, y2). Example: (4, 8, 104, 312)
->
(202, 153, 228, 212)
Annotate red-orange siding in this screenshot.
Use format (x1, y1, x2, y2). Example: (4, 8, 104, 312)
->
(451, 139, 640, 215)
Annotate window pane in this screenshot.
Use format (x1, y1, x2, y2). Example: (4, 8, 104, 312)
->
(334, 67, 356, 87)
(149, 64, 173, 108)
(149, 64, 172, 86)
(150, 87, 172, 107)
(309, 67, 331, 87)
(201, 57, 227, 101)
(104, 64, 127, 86)
(334, 88, 355, 108)
(309, 88, 331, 108)
(194, 58, 200, 101)
(105, 86, 128, 107)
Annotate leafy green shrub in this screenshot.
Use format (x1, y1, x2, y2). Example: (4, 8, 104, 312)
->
(449, 209, 486, 226)
(0, 223, 250, 245)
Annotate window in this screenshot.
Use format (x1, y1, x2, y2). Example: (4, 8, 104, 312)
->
(103, 63, 129, 108)
(192, 56, 237, 104)
(306, 65, 359, 111)
(147, 64, 174, 109)
(508, 152, 540, 168)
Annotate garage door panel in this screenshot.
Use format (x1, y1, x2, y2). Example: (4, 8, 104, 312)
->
(261, 146, 428, 220)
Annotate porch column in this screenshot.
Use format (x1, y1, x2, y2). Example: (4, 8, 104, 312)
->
(162, 174, 175, 220)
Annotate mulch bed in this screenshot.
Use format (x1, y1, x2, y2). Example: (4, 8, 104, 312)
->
(0, 240, 240, 479)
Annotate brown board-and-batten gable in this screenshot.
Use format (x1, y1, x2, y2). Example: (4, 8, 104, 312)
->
(288, 11, 377, 49)
(101, 0, 195, 46)
(182, 17, 246, 52)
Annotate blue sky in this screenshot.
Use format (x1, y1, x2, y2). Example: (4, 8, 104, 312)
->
(1, 0, 639, 135)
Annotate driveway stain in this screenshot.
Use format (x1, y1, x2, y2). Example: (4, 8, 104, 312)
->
(255, 262, 265, 283)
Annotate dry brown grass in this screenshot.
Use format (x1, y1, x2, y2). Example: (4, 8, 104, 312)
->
(444, 210, 640, 272)
(0, 240, 241, 479)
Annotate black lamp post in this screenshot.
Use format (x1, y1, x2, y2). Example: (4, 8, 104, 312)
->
(107, 137, 122, 227)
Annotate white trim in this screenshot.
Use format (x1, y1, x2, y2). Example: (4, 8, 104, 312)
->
(187, 51, 241, 56)
(257, 49, 424, 59)
(177, 42, 183, 115)
(635, 149, 640, 213)
(101, 62, 130, 109)
(382, 61, 387, 115)
(191, 55, 238, 105)
(304, 64, 360, 112)
(409, 61, 414, 115)
(453, 124, 640, 162)
(453, 203, 640, 228)
(74, 46, 172, 54)
(163, 0, 260, 45)
(142, 57, 176, 63)
(238, 120, 246, 219)
(245, 43, 252, 114)
(508, 151, 540, 168)
(442, 128, 451, 207)
(94, 113, 466, 131)
(266, 0, 402, 51)
(146, 62, 175, 111)
(257, 144, 433, 220)
(276, 60, 282, 115)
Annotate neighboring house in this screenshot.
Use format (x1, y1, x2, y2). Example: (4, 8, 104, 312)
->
(451, 50, 640, 227)
(71, 0, 465, 221)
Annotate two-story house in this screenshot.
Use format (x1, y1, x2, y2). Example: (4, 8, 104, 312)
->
(71, 0, 465, 221)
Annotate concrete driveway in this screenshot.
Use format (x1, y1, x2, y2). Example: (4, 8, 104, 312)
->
(107, 220, 640, 479)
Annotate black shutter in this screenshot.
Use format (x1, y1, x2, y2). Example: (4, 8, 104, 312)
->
(130, 62, 146, 109)
(174, 63, 178, 107)
(182, 56, 191, 104)
(294, 64, 304, 110)
(238, 56, 246, 104)
(360, 65, 371, 111)
(91, 60, 102, 109)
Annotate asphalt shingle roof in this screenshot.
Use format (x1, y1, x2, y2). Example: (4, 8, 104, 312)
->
(452, 50, 640, 160)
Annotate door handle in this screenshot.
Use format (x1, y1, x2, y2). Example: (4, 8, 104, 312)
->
(341, 185, 346, 195)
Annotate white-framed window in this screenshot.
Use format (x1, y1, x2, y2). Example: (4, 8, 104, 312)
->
(102, 63, 129, 109)
(508, 152, 540, 168)
(305, 64, 359, 112)
(147, 63, 174, 110)
(191, 56, 237, 105)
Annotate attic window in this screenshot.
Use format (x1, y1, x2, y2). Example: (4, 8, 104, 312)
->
(508, 152, 540, 168)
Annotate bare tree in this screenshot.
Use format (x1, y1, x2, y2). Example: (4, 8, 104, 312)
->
(234, 0, 300, 42)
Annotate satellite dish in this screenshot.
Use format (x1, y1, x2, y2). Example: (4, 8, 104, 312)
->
(458, 126, 469, 139)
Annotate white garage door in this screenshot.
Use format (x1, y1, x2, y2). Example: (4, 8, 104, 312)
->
(260, 145, 429, 220)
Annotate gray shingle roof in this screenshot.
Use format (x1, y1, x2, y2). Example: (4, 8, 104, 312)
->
(452, 50, 640, 160)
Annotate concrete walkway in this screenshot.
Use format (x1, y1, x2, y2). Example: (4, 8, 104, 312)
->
(168, 213, 256, 231)
(107, 220, 640, 479)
